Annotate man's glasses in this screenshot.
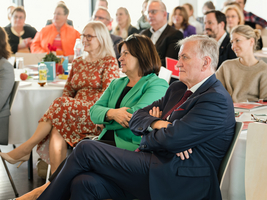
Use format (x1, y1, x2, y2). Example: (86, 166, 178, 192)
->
(144, 9, 163, 15)
(81, 34, 97, 41)
(13, 15, 24, 20)
(93, 15, 109, 21)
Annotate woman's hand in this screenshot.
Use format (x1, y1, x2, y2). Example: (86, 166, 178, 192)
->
(96, 124, 104, 131)
(106, 107, 132, 128)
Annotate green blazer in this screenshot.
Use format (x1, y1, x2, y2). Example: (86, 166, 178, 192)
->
(90, 73, 169, 151)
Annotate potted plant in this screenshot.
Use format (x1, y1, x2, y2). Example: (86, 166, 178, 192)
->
(43, 44, 63, 75)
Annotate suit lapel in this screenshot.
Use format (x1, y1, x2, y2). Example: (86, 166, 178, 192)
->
(155, 25, 169, 46)
(120, 74, 152, 107)
(219, 34, 230, 55)
(109, 78, 129, 108)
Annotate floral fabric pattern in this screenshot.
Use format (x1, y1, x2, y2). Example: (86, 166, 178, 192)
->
(37, 56, 119, 163)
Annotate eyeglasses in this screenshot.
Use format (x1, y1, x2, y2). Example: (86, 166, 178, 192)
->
(226, 15, 238, 19)
(54, 12, 65, 16)
(81, 34, 97, 41)
(145, 9, 163, 15)
(13, 15, 24, 20)
(251, 114, 267, 124)
(93, 15, 109, 21)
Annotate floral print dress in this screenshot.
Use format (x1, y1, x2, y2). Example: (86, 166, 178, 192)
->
(36, 56, 119, 163)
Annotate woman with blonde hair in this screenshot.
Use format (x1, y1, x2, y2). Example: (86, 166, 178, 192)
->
(169, 6, 196, 38)
(216, 25, 267, 103)
(0, 21, 120, 174)
(113, 7, 139, 39)
(222, 5, 244, 33)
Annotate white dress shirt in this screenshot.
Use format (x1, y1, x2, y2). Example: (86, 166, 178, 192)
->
(150, 23, 168, 44)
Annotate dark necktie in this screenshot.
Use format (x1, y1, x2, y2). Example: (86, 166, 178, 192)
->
(162, 90, 193, 120)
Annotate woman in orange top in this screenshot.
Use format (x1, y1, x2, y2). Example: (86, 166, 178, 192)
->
(31, 3, 80, 62)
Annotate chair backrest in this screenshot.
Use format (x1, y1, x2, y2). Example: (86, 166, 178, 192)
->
(158, 66, 172, 84)
(9, 81, 20, 112)
(15, 52, 47, 66)
(218, 121, 243, 188)
(245, 123, 267, 200)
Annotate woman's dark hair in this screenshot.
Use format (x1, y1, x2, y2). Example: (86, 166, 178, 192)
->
(0, 27, 12, 59)
(11, 6, 26, 18)
(169, 6, 189, 30)
(118, 34, 161, 76)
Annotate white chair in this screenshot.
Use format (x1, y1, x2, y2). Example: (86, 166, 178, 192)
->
(158, 66, 172, 84)
(15, 52, 46, 66)
(245, 123, 267, 200)
(218, 122, 243, 189)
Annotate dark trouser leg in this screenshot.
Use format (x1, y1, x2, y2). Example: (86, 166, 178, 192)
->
(38, 140, 151, 200)
(49, 139, 116, 182)
(70, 172, 136, 200)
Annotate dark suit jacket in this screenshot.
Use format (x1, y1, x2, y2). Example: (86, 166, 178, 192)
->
(110, 33, 122, 60)
(218, 33, 236, 70)
(141, 25, 183, 67)
(129, 74, 236, 200)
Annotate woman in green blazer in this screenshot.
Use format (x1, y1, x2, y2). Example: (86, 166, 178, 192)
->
(90, 34, 169, 151)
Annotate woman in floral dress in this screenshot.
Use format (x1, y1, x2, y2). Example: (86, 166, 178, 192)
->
(0, 21, 119, 174)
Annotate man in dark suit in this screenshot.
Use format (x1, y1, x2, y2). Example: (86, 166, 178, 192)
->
(204, 10, 236, 69)
(141, 0, 183, 67)
(92, 7, 122, 60)
(35, 35, 235, 200)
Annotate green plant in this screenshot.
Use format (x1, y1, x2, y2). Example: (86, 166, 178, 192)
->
(43, 52, 61, 63)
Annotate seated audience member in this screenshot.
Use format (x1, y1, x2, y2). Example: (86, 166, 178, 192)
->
(0, 27, 15, 136)
(196, 1, 215, 27)
(169, 6, 196, 38)
(216, 25, 267, 103)
(223, 4, 244, 33)
(235, 0, 267, 29)
(21, 35, 235, 200)
(141, 0, 183, 67)
(0, 21, 120, 175)
(204, 10, 236, 69)
(136, 0, 151, 32)
(4, 6, 37, 54)
(112, 7, 139, 39)
(46, 1, 73, 27)
(92, 6, 122, 60)
(90, 34, 169, 150)
(222, 4, 263, 50)
(31, 3, 80, 63)
(183, 3, 203, 34)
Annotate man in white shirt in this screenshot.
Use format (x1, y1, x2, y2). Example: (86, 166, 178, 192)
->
(204, 10, 236, 69)
(183, 3, 203, 35)
(140, 0, 183, 67)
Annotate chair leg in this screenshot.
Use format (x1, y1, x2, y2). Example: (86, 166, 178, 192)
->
(0, 149, 19, 197)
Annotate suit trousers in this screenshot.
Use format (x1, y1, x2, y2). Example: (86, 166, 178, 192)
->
(37, 140, 152, 200)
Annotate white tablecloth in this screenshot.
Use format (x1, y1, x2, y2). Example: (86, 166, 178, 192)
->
(8, 81, 64, 144)
(221, 107, 267, 200)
